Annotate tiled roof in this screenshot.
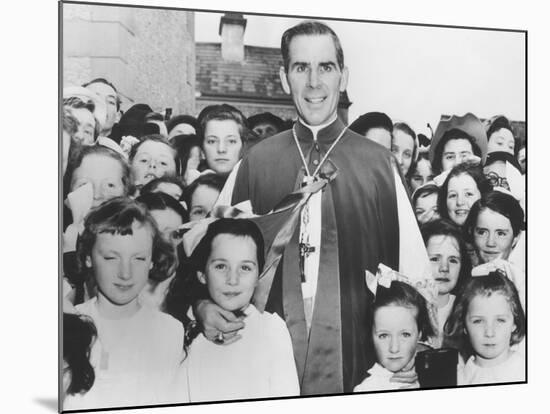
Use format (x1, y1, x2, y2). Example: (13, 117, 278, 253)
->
(195, 42, 351, 107)
(196, 43, 290, 101)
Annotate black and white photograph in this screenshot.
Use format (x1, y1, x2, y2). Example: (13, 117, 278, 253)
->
(57, 0, 531, 412)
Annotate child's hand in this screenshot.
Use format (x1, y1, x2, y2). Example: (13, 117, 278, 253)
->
(390, 358, 420, 390)
(195, 300, 245, 345)
(390, 369, 419, 389)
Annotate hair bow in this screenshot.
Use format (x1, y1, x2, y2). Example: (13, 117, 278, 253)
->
(432, 169, 450, 187)
(96, 136, 127, 159)
(119, 135, 140, 158)
(471, 258, 525, 309)
(181, 201, 255, 257)
(366, 264, 440, 341)
(365, 263, 439, 306)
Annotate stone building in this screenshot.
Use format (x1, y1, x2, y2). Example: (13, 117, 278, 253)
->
(195, 13, 352, 124)
(62, 3, 196, 115)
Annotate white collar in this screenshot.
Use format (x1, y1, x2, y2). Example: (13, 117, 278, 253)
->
(298, 113, 338, 141)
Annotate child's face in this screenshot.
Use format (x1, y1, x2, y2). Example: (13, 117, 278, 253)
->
(89, 221, 153, 308)
(473, 208, 517, 263)
(372, 305, 420, 373)
(131, 140, 177, 187)
(198, 234, 259, 312)
(414, 192, 439, 225)
(150, 208, 183, 247)
(410, 158, 434, 191)
(446, 173, 481, 226)
(189, 185, 220, 222)
(427, 235, 461, 296)
(465, 293, 516, 367)
(203, 119, 243, 176)
(71, 154, 125, 208)
(391, 130, 415, 175)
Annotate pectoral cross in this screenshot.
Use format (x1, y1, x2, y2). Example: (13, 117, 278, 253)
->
(299, 242, 316, 283)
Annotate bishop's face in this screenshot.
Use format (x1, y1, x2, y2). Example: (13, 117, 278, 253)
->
(280, 34, 348, 127)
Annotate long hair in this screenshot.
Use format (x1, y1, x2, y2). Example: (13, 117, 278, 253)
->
(421, 218, 472, 295)
(63, 313, 97, 396)
(444, 271, 525, 360)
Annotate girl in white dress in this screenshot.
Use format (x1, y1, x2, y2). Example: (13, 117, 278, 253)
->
(170, 218, 300, 402)
(63, 197, 184, 410)
(445, 271, 525, 385)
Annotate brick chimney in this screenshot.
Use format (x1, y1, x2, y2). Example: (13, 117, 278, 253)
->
(219, 13, 247, 62)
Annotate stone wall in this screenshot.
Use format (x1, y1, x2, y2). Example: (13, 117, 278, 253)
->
(62, 3, 195, 115)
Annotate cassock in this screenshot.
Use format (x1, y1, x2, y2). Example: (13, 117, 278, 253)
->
(232, 118, 402, 394)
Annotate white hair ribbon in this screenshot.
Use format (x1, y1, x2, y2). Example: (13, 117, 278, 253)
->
(365, 263, 439, 307)
(181, 201, 255, 258)
(119, 135, 140, 158)
(471, 258, 525, 309)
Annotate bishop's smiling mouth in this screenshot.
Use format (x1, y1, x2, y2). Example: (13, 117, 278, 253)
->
(305, 97, 326, 104)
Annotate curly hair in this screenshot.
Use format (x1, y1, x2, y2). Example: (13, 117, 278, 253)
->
(76, 197, 176, 285)
(443, 271, 525, 360)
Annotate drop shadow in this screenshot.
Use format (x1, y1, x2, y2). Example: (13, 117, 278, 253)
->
(33, 397, 58, 412)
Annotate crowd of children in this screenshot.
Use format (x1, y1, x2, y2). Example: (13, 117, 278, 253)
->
(62, 77, 526, 410)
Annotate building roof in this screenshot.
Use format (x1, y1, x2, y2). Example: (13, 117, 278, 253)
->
(196, 42, 351, 107)
(196, 43, 290, 103)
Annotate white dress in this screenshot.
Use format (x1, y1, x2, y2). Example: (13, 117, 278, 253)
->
(176, 304, 300, 402)
(353, 363, 419, 392)
(64, 298, 185, 410)
(458, 351, 525, 385)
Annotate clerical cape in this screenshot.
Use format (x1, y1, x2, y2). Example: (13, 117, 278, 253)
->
(232, 118, 400, 394)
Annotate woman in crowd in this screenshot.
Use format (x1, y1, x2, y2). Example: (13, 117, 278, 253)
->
(429, 113, 487, 175)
